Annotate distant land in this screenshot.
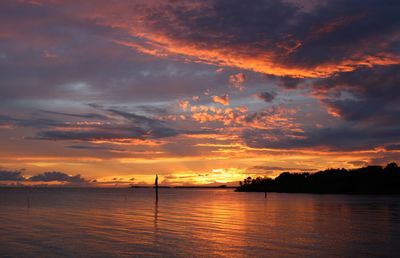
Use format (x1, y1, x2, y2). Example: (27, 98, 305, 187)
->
(130, 185, 234, 189)
(236, 162, 400, 194)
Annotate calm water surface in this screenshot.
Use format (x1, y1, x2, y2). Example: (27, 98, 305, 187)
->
(0, 188, 399, 257)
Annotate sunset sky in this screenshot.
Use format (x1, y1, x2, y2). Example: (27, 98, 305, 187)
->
(0, 0, 399, 186)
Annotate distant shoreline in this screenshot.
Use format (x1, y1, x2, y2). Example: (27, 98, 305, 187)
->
(0, 185, 237, 189)
(234, 189, 400, 195)
(236, 162, 400, 195)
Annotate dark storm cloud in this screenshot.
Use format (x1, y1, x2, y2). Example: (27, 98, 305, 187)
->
(0, 114, 64, 128)
(0, 170, 24, 181)
(32, 107, 181, 141)
(385, 144, 400, 151)
(313, 65, 400, 124)
(104, 108, 181, 138)
(134, 105, 171, 117)
(0, 105, 182, 142)
(1, 0, 398, 102)
(282, 0, 400, 68)
(40, 110, 108, 120)
(35, 120, 199, 141)
(0, 0, 399, 156)
(139, 0, 399, 71)
(0, 169, 87, 183)
(369, 152, 400, 165)
(28, 171, 86, 183)
(36, 129, 143, 141)
(242, 64, 399, 152)
(257, 91, 277, 102)
(278, 76, 304, 89)
(0, 0, 227, 104)
(143, 0, 298, 48)
(35, 123, 177, 141)
(243, 125, 400, 151)
(106, 109, 165, 128)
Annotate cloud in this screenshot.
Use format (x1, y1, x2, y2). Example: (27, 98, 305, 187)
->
(234, 64, 398, 152)
(36, 130, 141, 141)
(31, 107, 181, 142)
(385, 144, 400, 151)
(0, 170, 25, 181)
(29, 171, 86, 183)
(0, 1, 231, 106)
(0, 169, 87, 184)
(179, 100, 190, 111)
(0, 114, 64, 129)
(229, 73, 246, 90)
(40, 110, 108, 120)
(188, 103, 300, 133)
(248, 166, 316, 172)
(0, 0, 399, 180)
(1, 104, 214, 148)
(243, 166, 317, 177)
(192, 96, 199, 102)
(313, 65, 400, 124)
(67, 145, 117, 151)
(212, 94, 229, 106)
(278, 76, 303, 89)
(257, 91, 277, 102)
(113, 0, 400, 77)
(368, 152, 400, 165)
(243, 125, 400, 151)
(106, 109, 167, 128)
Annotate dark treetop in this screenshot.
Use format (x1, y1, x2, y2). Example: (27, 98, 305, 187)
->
(236, 162, 400, 194)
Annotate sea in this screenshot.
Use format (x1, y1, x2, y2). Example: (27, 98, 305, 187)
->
(0, 188, 399, 257)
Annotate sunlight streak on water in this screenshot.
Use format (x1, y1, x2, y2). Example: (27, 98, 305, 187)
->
(0, 188, 399, 257)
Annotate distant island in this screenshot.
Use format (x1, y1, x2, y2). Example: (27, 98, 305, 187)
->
(129, 185, 233, 189)
(236, 162, 400, 194)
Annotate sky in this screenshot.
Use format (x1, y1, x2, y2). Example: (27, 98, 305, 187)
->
(0, 0, 399, 186)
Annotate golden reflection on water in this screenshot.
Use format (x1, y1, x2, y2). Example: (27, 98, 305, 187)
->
(0, 188, 399, 257)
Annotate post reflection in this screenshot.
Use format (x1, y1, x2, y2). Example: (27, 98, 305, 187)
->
(154, 199, 158, 231)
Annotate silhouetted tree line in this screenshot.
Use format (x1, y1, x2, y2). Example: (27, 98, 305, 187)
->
(236, 162, 400, 194)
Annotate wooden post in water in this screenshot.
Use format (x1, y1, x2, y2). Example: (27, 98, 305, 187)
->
(264, 184, 267, 198)
(26, 188, 30, 208)
(155, 174, 159, 202)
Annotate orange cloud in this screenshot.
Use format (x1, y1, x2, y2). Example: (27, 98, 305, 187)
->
(192, 96, 200, 101)
(106, 1, 400, 79)
(115, 36, 400, 78)
(229, 73, 246, 91)
(212, 94, 229, 106)
(90, 138, 168, 146)
(178, 100, 190, 111)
